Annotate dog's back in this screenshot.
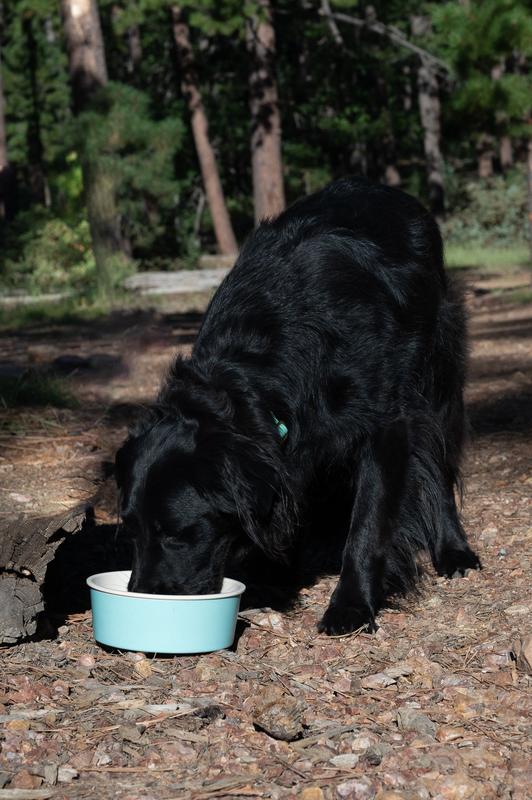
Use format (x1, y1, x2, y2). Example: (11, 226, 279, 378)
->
(123, 177, 479, 629)
(194, 176, 459, 444)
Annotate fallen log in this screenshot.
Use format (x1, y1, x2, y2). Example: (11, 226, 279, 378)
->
(0, 503, 89, 644)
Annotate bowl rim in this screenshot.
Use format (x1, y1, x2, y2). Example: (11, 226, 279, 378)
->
(86, 570, 246, 601)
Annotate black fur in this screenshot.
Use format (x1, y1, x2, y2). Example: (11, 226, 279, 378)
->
(115, 177, 480, 635)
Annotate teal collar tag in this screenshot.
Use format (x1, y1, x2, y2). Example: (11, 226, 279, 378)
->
(272, 413, 288, 440)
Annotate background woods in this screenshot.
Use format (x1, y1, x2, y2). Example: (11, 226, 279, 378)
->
(0, 0, 530, 297)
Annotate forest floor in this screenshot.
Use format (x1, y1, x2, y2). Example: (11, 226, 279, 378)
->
(0, 274, 530, 800)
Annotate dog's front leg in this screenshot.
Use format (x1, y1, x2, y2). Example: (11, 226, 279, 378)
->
(318, 421, 409, 636)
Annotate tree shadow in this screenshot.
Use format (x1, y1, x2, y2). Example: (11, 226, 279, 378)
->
(42, 520, 132, 624)
(468, 389, 532, 437)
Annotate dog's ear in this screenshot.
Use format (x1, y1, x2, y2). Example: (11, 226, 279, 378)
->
(115, 437, 136, 490)
(222, 441, 291, 561)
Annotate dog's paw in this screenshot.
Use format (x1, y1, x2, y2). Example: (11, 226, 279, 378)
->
(317, 603, 377, 636)
(436, 546, 481, 579)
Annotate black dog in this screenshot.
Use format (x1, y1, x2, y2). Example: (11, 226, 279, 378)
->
(115, 176, 480, 635)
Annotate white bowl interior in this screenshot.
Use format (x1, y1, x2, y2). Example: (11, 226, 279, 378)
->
(87, 570, 245, 600)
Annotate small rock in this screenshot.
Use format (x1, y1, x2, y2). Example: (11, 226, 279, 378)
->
(253, 688, 304, 742)
(435, 725, 467, 743)
(479, 525, 498, 544)
(330, 753, 359, 769)
(351, 734, 374, 752)
(57, 767, 79, 782)
(118, 724, 143, 743)
(76, 654, 95, 669)
(455, 607, 469, 627)
(505, 603, 530, 616)
(360, 672, 396, 689)
(513, 634, 532, 674)
(126, 651, 146, 662)
(43, 764, 58, 785)
(0, 773, 10, 789)
(10, 770, 42, 789)
(432, 772, 485, 799)
(299, 789, 325, 800)
(337, 777, 376, 799)
(6, 718, 30, 731)
(134, 658, 153, 678)
(396, 707, 436, 739)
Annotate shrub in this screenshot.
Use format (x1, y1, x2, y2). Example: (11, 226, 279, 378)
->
(442, 168, 528, 248)
(1, 210, 96, 294)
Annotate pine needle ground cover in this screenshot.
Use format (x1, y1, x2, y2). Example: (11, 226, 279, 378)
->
(0, 287, 529, 799)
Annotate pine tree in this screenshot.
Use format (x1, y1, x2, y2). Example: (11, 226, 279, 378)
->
(61, 0, 128, 294)
(247, 0, 285, 224)
(171, 5, 237, 255)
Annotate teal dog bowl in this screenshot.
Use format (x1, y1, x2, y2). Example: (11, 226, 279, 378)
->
(87, 571, 246, 654)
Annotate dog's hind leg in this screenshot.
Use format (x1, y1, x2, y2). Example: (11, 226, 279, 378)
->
(427, 295, 481, 578)
(318, 418, 414, 636)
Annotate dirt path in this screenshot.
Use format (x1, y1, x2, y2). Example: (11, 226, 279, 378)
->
(0, 288, 530, 799)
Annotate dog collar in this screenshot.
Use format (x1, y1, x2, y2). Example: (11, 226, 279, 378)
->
(272, 413, 288, 440)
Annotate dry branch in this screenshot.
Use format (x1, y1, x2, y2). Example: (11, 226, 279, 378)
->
(323, 9, 450, 75)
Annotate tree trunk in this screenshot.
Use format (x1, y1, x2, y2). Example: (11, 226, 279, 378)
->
(499, 135, 513, 170)
(411, 17, 445, 216)
(61, 0, 108, 112)
(477, 134, 494, 178)
(0, 50, 5, 175)
(416, 58, 445, 214)
(0, 42, 16, 219)
(171, 7, 237, 256)
(62, 0, 126, 293)
(384, 165, 401, 187)
(246, 0, 285, 225)
(526, 139, 532, 264)
(23, 16, 48, 206)
(127, 24, 142, 74)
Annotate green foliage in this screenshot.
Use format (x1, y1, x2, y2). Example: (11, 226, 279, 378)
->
(0, 0, 530, 301)
(0, 372, 78, 409)
(441, 168, 529, 248)
(445, 243, 530, 270)
(74, 82, 186, 258)
(432, 0, 532, 140)
(1, 209, 96, 293)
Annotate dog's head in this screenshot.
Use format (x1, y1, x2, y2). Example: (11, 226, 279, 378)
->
(115, 409, 288, 595)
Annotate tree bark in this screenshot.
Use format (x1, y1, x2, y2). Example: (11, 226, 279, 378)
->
(247, 0, 285, 225)
(61, 0, 108, 113)
(0, 49, 5, 175)
(127, 24, 142, 74)
(499, 135, 513, 170)
(0, 41, 16, 219)
(384, 165, 401, 187)
(171, 7, 237, 256)
(526, 138, 532, 263)
(477, 134, 494, 178)
(0, 504, 89, 643)
(23, 16, 48, 206)
(411, 16, 445, 215)
(62, 0, 126, 294)
(417, 58, 445, 214)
